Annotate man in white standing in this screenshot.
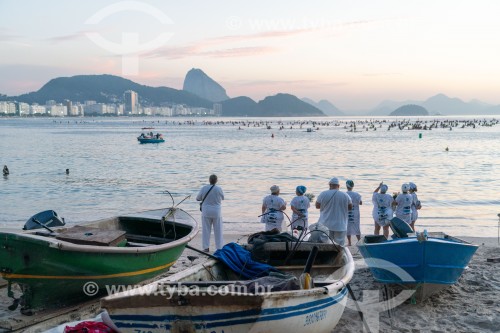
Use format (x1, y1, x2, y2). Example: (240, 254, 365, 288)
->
(315, 177, 353, 246)
(196, 174, 224, 252)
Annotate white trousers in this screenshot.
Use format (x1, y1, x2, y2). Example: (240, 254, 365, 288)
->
(202, 215, 224, 250)
(329, 230, 347, 246)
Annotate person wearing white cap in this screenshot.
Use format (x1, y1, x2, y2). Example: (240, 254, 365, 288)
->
(394, 183, 413, 225)
(409, 182, 421, 231)
(345, 180, 362, 246)
(196, 174, 225, 252)
(261, 185, 287, 231)
(372, 182, 393, 238)
(315, 177, 353, 246)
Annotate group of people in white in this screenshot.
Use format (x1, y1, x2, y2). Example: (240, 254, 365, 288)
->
(196, 174, 421, 252)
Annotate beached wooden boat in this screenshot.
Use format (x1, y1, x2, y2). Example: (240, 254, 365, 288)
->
(101, 241, 354, 333)
(357, 218, 478, 300)
(0, 208, 197, 314)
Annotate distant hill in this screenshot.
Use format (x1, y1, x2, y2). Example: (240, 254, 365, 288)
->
(390, 104, 429, 116)
(258, 94, 324, 117)
(221, 93, 325, 117)
(220, 96, 259, 116)
(302, 98, 344, 116)
(7, 74, 213, 108)
(183, 68, 229, 102)
(369, 94, 500, 116)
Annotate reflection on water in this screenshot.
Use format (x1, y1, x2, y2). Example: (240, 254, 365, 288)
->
(1, 117, 499, 237)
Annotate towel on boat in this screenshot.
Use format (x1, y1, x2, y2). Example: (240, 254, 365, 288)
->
(214, 242, 279, 279)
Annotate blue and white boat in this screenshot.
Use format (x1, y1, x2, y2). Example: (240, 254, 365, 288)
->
(101, 242, 354, 333)
(357, 218, 478, 300)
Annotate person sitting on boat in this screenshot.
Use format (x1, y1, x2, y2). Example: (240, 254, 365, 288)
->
(290, 185, 310, 231)
(409, 182, 422, 232)
(372, 182, 393, 238)
(345, 180, 362, 246)
(261, 185, 286, 232)
(3, 165, 9, 176)
(315, 177, 352, 246)
(394, 183, 413, 225)
(196, 174, 225, 252)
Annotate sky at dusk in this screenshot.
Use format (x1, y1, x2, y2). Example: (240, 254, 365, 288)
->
(1, 0, 499, 111)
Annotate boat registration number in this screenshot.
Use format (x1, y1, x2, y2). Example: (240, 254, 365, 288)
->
(304, 309, 327, 326)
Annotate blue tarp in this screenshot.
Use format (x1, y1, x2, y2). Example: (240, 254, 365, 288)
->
(213, 242, 279, 279)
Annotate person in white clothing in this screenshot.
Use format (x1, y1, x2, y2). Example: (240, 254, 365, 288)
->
(372, 182, 393, 238)
(345, 180, 362, 246)
(261, 185, 287, 232)
(290, 185, 310, 230)
(409, 182, 421, 232)
(315, 177, 353, 246)
(196, 174, 224, 252)
(394, 183, 413, 225)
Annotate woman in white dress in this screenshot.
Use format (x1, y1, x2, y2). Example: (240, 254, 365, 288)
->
(394, 183, 413, 225)
(409, 182, 421, 231)
(346, 180, 362, 246)
(261, 185, 286, 232)
(290, 185, 310, 231)
(372, 182, 393, 238)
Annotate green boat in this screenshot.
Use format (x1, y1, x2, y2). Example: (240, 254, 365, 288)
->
(0, 208, 198, 314)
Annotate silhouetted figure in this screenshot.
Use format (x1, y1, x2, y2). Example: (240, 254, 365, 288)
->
(3, 165, 9, 176)
(66, 168, 70, 175)
(445, 147, 449, 152)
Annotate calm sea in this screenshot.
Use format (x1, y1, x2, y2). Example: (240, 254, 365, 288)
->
(1, 116, 499, 237)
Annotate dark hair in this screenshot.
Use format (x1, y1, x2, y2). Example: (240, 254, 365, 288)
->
(209, 174, 218, 185)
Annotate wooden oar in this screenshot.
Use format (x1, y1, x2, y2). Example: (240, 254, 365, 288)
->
(186, 244, 219, 260)
(31, 218, 55, 233)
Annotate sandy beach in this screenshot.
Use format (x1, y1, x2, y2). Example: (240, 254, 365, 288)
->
(1, 233, 498, 333)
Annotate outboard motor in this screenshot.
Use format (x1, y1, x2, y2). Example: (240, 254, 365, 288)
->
(23, 210, 65, 230)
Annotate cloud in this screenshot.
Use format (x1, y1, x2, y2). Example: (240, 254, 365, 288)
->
(363, 72, 402, 77)
(144, 30, 306, 60)
(46, 31, 91, 43)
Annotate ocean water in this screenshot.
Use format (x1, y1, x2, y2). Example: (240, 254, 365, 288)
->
(1, 116, 499, 238)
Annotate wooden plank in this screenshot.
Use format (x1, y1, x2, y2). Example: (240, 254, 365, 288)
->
(0, 299, 101, 332)
(56, 226, 125, 246)
(126, 234, 174, 244)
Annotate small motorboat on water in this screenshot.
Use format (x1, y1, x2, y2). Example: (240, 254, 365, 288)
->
(0, 208, 197, 313)
(101, 239, 354, 333)
(357, 217, 478, 300)
(137, 132, 165, 143)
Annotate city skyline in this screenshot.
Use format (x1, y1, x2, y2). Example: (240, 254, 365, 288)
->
(1, 1, 500, 112)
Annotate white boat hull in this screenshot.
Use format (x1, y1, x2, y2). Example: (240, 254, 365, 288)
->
(102, 243, 354, 333)
(104, 287, 347, 333)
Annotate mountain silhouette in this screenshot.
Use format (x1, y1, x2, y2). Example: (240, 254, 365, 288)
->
(183, 68, 229, 102)
(390, 104, 429, 116)
(10, 74, 213, 108)
(302, 98, 344, 116)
